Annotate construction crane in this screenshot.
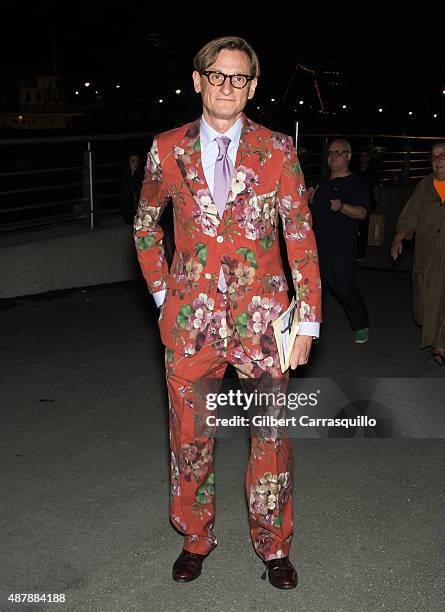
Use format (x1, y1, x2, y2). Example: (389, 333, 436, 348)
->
(281, 63, 325, 113)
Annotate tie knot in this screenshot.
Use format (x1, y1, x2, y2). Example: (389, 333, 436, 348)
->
(216, 136, 231, 156)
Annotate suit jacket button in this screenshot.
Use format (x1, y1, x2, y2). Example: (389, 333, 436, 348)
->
(217, 235, 224, 243)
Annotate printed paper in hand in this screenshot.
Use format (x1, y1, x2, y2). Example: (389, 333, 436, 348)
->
(272, 298, 300, 373)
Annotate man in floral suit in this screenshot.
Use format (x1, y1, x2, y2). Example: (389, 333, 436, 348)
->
(134, 36, 321, 589)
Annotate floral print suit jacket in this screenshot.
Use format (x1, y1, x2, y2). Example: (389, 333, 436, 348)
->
(134, 114, 321, 357)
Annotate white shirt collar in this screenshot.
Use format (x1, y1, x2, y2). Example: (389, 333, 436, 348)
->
(199, 115, 243, 151)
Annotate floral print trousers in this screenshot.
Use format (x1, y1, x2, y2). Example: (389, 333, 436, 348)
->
(164, 291, 293, 561)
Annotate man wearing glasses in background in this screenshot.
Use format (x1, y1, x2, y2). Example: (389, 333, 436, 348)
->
(308, 139, 370, 343)
(134, 36, 321, 588)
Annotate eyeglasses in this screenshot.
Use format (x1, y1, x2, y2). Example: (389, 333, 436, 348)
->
(432, 153, 445, 162)
(200, 70, 254, 89)
(327, 150, 350, 157)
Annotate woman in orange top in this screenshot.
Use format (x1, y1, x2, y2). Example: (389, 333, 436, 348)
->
(391, 142, 445, 365)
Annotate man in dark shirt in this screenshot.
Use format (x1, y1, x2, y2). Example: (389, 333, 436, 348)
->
(309, 139, 370, 343)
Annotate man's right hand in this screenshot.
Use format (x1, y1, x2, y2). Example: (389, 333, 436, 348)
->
(391, 239, 403, 260)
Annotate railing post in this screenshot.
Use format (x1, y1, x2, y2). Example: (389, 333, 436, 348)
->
(83, 141, 97, 231)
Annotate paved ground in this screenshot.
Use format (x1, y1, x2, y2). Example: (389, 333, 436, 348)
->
(0, 267, 443, 611)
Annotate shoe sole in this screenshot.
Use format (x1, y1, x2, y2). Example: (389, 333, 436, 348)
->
(172, 572, 201, 583)
(269, 581, 298, 589)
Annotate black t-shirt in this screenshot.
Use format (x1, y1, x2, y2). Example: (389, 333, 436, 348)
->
(357, 166, 379, 210)
(311, 173, 370, 258)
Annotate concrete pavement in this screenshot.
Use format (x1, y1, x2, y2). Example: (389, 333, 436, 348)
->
(1, 268, 443, 611)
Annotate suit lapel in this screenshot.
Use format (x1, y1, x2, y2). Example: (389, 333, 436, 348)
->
(173, 119, 220, 222)
(173, 114, 264, 225)
(225, 114, 262, 207)
(174, 119, 205, 195)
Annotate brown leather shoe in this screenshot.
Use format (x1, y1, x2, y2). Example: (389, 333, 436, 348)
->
(172, 549, 206, 582)
(262, 557, 298, 589)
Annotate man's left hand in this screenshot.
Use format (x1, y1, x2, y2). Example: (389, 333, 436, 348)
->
(290, 335, 313, 370)
(330, 198, 343, 212)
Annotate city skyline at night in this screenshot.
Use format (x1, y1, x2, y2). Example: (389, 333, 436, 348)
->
(2, 19, 444, 135)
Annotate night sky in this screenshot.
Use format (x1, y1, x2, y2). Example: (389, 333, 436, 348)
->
(3, 13, 444, 134)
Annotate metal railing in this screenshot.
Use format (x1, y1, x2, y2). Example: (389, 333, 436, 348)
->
(298, 132, 444, 186)
(0, 130, 443, 234)
(0, 132, 153, 233)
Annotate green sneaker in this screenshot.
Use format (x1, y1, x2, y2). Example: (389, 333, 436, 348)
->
(355, 327, 369, 344)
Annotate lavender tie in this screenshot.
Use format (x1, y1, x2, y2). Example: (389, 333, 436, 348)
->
(213, 136, 233, 292)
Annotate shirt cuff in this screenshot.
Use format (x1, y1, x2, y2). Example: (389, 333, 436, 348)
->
(153, 289, 166, 308)
(297, 322, 320, 338)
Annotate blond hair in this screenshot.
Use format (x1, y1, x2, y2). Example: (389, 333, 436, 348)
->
(193, 36, 260, 78)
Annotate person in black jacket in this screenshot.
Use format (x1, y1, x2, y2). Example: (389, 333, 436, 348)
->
(120, 153, 144, 225)
(356, 146, 380, 261)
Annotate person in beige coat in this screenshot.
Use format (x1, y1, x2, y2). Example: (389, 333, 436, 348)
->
(391, 142, 445, 365)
